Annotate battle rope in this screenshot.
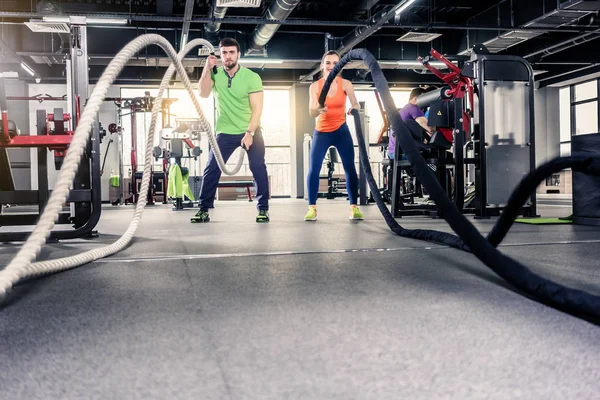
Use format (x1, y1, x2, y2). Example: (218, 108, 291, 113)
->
(320, 48, 600, 319)
(0, 35, 245, 302)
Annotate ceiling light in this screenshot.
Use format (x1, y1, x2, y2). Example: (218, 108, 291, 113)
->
(241, 58, 283, 64)
(42, 16, 128, 25)
(20, 62, 35, 76)
(397, 60, 452, 67)
(395, 0, 417, 15)
(0, 71, 19, 78)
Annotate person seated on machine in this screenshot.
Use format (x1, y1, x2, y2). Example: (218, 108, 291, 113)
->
(388, 87, 436, 160)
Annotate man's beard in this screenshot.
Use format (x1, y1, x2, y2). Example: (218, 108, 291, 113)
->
(224, 60, 238, 70)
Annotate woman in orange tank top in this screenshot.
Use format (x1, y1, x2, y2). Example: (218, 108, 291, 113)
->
(304, 50, 364, 221)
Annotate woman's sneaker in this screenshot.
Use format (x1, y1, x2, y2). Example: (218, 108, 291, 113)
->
(191, 210, 210, 223)
(304, 207, 317, 221)
(349, 205, 364, 220)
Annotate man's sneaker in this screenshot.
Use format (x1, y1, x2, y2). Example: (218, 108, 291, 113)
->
(256, 209, 270, 223)
(349, 205, 364, 220)
(304, 207, 317, 221)
(191, 210, 210, 223)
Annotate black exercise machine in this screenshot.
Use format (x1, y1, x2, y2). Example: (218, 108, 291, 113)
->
(153, 122, 202, 210)
(390, 44, 537, 219)
(317, 147, 347, 200)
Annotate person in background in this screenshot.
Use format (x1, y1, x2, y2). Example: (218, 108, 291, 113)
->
(305, 50, 364, 221)
(388, 87, 435, 160)
(194, 37, 270, 223)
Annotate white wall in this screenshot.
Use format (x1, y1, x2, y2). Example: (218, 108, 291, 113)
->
(534, 87, 560, 166)
(4, 80, 31, 190)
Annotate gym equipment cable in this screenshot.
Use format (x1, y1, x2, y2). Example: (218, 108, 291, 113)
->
(0, 35, 246, 302)
(319, 48, 600, 320)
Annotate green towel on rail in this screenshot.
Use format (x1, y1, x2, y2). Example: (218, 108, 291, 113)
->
(168, 164, 194, 201)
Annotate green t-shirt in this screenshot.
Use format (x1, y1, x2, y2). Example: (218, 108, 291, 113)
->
(211, 66, 263, 134)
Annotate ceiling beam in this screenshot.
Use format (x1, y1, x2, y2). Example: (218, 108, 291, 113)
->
(1, 11, 598, 32)
(157, 0, 174, 15)
(180, 0, 195, 49)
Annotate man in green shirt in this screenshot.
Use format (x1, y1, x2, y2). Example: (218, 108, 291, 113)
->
(193, 37, 270, 223)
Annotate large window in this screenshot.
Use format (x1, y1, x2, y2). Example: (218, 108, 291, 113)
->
(120, 86, 292, 197)
(570, 79, 599, 136)
(558, 79, 600, 157)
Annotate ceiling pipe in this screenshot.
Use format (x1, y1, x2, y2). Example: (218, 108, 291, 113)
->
(299, 0, 419, 82)
(2, 11, 599, 32)
(205, 4, 228, 45)
(179, 0, 195, 49)
(247, 0, 302, 52)
(525, 28, 600, 59)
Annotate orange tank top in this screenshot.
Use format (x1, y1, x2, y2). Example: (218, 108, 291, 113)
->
(315, 77, 346, 133)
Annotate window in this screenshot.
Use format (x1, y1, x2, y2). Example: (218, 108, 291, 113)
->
(571, 80, 599, 136)
(574, 80, 597, 102)
(120, 86, 293, 197)
(574, 101, 598, 135)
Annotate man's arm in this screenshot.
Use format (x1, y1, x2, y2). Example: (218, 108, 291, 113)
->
(247, 91, 264, 133)
(415, 116, 435, 134)
(198, 55, 216, 98)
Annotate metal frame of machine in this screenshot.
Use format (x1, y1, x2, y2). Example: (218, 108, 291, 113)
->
(390, 44, 537, 219)
(0, 18, 103, 242)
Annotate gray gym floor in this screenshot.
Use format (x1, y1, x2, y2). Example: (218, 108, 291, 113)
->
(1, 199, 600, 399)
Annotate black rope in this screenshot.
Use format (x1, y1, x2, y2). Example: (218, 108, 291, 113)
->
(318, 48, 600, 320)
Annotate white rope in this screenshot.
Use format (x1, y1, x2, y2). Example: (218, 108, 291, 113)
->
(0, 34, 246, 303)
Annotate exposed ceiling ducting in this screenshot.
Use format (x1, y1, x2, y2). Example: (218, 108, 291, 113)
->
(205, 6, 229, 44)
(460, 0, 600, 55)
(525, 27, 600, 59)
(299, 0, 419, 81)
(248, 0, 302, 53)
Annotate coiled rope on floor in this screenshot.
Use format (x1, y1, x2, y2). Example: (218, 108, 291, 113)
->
(0, 35, 246, 303)
(320, 48, 600, 319)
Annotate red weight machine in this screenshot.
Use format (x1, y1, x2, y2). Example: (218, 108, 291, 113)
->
(0, 78, 102, 241)
(110, 93, 178, 206)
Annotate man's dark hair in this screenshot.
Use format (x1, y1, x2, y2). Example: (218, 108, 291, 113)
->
(409, 87, 426, 101)
(219, 37, 240, 52)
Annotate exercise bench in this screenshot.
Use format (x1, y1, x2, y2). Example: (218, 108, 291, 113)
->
(217, 180, 254, 202)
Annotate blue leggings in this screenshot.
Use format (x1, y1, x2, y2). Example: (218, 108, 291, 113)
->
(307, 123, 359, 205)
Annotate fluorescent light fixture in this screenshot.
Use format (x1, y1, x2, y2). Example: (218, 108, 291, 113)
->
(395, 0, 417, 15)
(397, 60, 452, 67)
(20, 62, 35, 76)
(241, 58, 283, 64)
(0, 71, 19, 78)
(87, 18, 128, 25)
(42, 16, 128, 25)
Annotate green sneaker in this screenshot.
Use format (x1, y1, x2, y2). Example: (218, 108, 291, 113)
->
(256, 209, 270, 223)
(304, 207, 317, 221)
(191, 210, 210, 223)
(349, 205, 364, 220)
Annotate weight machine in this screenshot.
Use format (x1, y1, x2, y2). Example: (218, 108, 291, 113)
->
(0, 18, 102, 242)
(390, 44, 537, 219)
(153, 120, 202, 210)
(110, 93, 178, 206)
(317, 147, 347, 200)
